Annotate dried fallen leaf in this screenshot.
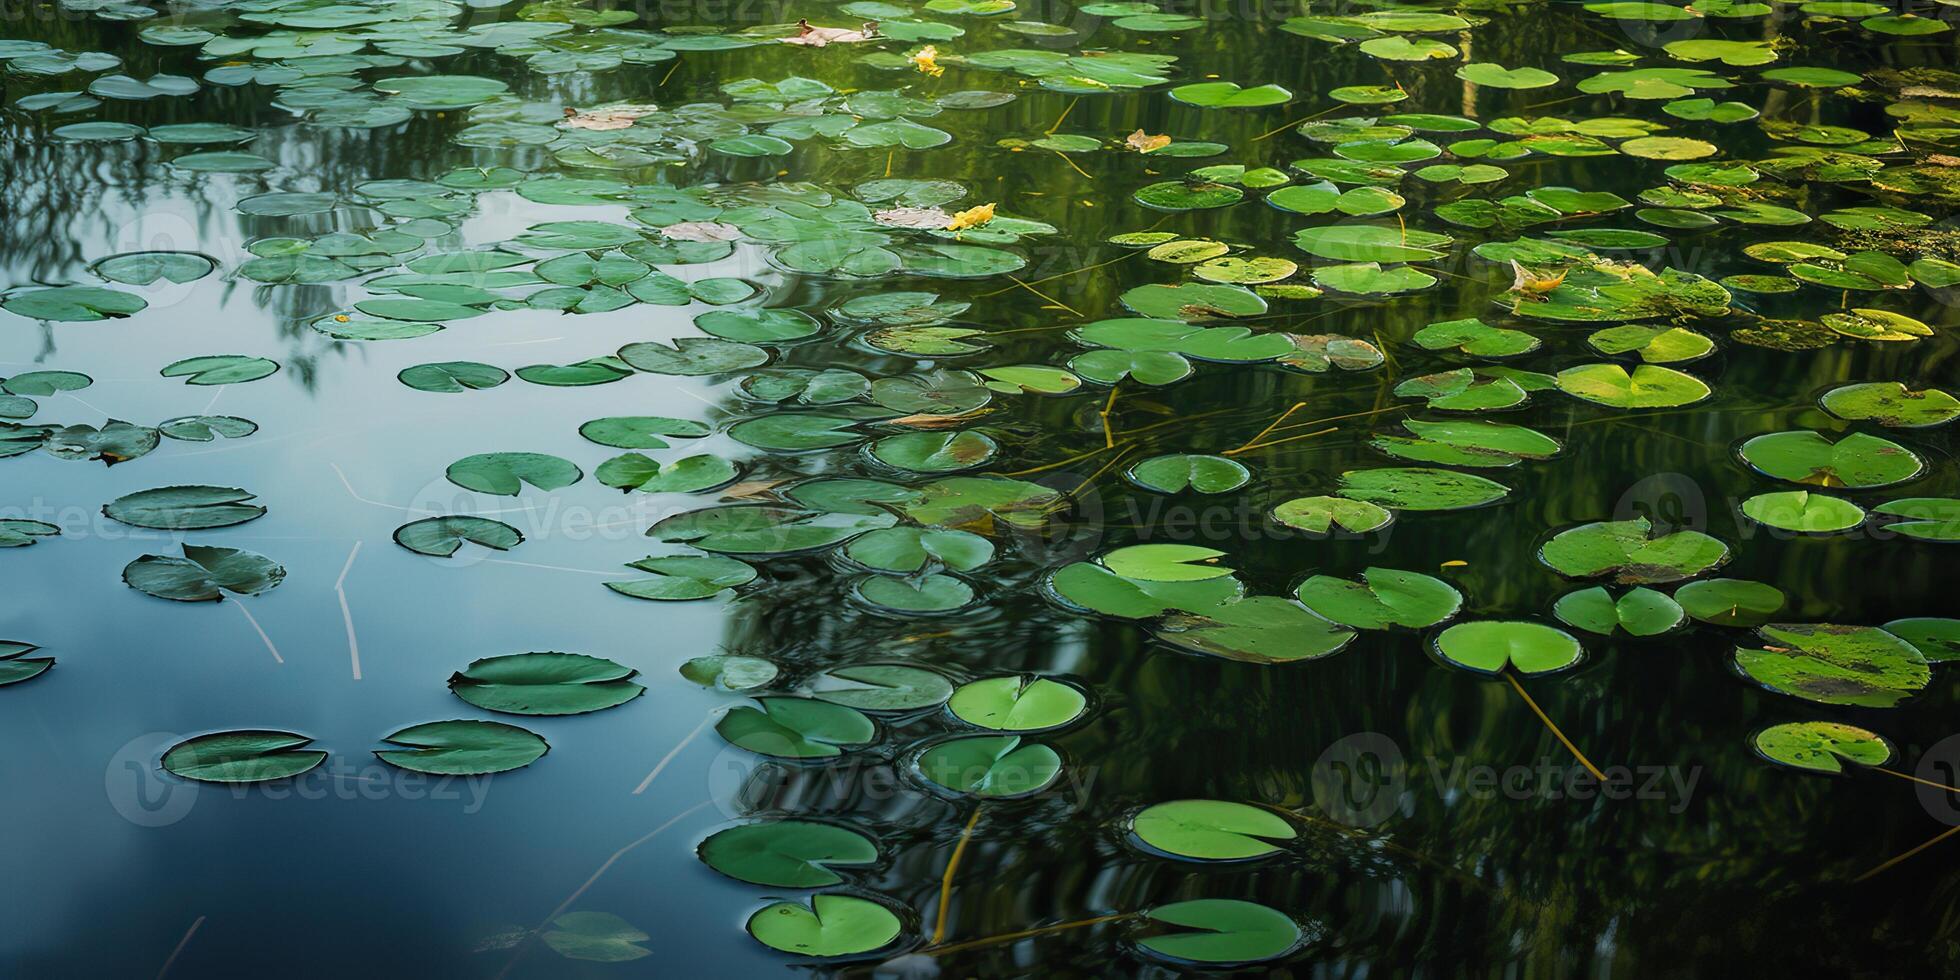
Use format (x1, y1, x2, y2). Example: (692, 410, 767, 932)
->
(719, 479, 788, 501)
(559, 103, 660, 131)
(1125, 129, 1171, 153)
(887, 408, 994, 428)
(874, 206, 954, 229)
(660, 221, 743, 242)
(781, 19, 878, 46)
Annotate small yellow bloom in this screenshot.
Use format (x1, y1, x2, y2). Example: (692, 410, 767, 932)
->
(945, 202, 996, 232)
(909, 45, 944, 77)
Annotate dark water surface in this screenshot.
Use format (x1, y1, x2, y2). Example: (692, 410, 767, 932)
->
(3, 1, 1959, 977)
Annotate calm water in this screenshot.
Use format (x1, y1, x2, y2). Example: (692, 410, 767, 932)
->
(3, 1, 1958, 976)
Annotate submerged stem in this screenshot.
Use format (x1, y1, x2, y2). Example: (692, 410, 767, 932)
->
(923, 912, 1133, 957)
(1855, 823, 1960, 883)
(1505, 673, 1606, 782)
(931, 807, 985, 945)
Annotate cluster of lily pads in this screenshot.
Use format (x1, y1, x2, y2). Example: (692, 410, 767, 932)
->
(6, 0, 1960, 968)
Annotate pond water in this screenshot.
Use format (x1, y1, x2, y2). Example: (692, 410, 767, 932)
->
(3, 0, 1960, 976)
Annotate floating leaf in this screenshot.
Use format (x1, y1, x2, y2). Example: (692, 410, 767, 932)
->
(808, 664, 954, 710)
(1733, 624, 1928, 707)
(1296, 567, 1460, 629)
(948, 676, 1086, 730)
(746, 894, 900, 957)
(1540, 517, 1726, 583)
(449, 653, 645, 716)
(1553, 586, 1684, 636)
(375, 720, 548, 775)
(605, 555, 756, 601)
(1675, 578, 1786, 627)
(1737, 431, 1923, 488)
(700, 821, 878, 886)
(1126, 454, 1250, 494)
(680, 656, 780, 691)
(1138, 900, 1302, 965)
(1337, 468, 1510, 511)
(446, 453, 583, 496)
(160, 355, 278, 386)
(1754, 721, 1891, 774)
(1272, 496, 1393, 534)
(718, 697, 876, 758)
(162, 731, 326, 784)
(123, 545, 285, 602)
(1556, 363, 1710, 408)
(0, 640, 53, 685)
(1433, 621, 1584, 675)
(1818, 383, 1959, 428)
(1740, 491, 1866, 533)
(919, 735, 1062, 797)
(1131, 799, 1296, 860)
(394, 516, 523, 557)
(104, 485, 265, 530)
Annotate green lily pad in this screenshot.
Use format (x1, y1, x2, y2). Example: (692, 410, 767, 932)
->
(1556, 363, 1710, 408)
(123, 545, 286, 601)
(1336, 468, 1511, 511)
(399, 362, 509, 393)
(1131, 799, 1296, 860)
(680, 656, 780, 691)
(718, 697, 876, 758)
(1874, 498, 1960, 542)
(605, 555, 757, 600)
(1754, 721, 1892, 773)
(1819, 383, 1959, 428)
(375, 720, 548, 775)
(1433, 621, 1585, 675)
(1540, 517, 1727, 583)
(1553, 586, 1685, 636)
(162, 731, 327, 784)
(1169, 82, 1291, 107)
(1295, 567, 1461, 629)
(0, 640, 54, 686)
(1733, 624, 1929, 707)
(1272, 496, 1393, 534)
(1740, 491, 1866, 533)
(1138, 899, 1303, 965)
(918, 734, 1062, 797)
(1126, 454, 1250, 494)
(394, 516, 523, 558)
(1675, 578, 1786, 627)
(104, 485, 265, 530)
(1885, 618, 1960, 662)
(699, 820, 878, 887)
(1737, 431, 1924, 488)
(746, 894, 900, 957)
(948, 676, 1087, 730)
(808, 664, 955, 710)
(446, 453, 583, 496)
(160, 355, 279, 386)
(449, 653, 645, 716)
(0, 520, 59, 549)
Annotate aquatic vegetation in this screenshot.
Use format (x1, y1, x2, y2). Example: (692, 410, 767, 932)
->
(3, 0, 1957, 971)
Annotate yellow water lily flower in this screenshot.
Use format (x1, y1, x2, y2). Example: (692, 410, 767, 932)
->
(910, 45, 944, 77)
(945, 203, 997, 232)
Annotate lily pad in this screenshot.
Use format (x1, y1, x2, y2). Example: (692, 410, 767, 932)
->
(948, 676, 1086, 731)
(718, 697, 876, 758)
(1733, 624, 1929, 707)
(1754, 721, 1892, 774)
(1737, 431, 1924, 488)
(700, 820, 878, 886)
(1131, 799, 1296, 861)
(448, 653, 645, 716)
(123, 545, 286, 601)
(1433, 621, 1585, 675)
(918, 735, 1062, 797)
(746, 894, 900, 957)
(1295, 567, 1460, 629)
(375, 720, 548, 775)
